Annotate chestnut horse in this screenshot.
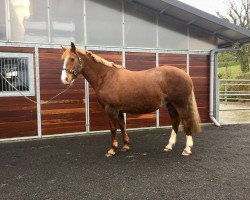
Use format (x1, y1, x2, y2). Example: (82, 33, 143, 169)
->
(61, 42, 201, 157)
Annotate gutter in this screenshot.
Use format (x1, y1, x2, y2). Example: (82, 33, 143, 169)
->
(209, 48, 240, 127)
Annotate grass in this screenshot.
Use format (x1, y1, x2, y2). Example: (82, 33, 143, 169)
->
(218, 65, 242, 79)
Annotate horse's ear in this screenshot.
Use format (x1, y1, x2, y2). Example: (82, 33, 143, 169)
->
(71, 42, 76, 54)
(61, 45, 66, 52)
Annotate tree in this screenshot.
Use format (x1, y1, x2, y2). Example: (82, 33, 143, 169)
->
(217, 0, 250, 73)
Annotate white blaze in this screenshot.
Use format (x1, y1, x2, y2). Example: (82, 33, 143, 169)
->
(61, 56, 69, 84)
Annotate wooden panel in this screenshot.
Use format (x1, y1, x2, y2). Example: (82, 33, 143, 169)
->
(159, 53, 187, 71)
(190, 55, 210, 123)
(125, 52, 156, 129)
(0, 47, 37, 138)
(89, 51, 122, 131)
(39, 48, 86, 135)
(159, 53, 187, 126)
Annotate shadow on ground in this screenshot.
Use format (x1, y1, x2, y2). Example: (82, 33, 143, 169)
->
(0, 124, 250, 200)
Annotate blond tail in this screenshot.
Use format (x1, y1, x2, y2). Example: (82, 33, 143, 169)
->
(189, 90, 201, 133)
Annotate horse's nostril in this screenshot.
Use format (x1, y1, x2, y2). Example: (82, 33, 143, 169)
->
(65, 77, 68, 82)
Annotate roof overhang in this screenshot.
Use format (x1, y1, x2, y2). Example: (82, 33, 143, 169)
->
(125, 0, 250, 48)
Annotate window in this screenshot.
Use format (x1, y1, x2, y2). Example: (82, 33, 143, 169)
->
(0, 53, 35, 97)
(0, 0, 6, 40)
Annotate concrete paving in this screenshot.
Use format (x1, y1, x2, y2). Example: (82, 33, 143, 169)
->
(220, 102, 250, 124)
(0, 124, 250, 200)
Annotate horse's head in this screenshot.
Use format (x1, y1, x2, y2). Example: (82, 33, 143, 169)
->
(61, 42, 83, 85)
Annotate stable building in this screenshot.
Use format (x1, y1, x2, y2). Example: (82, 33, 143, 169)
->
(0, 0, 250, 140)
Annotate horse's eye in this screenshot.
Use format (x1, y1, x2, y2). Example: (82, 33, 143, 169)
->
(70, 58, 75, 62)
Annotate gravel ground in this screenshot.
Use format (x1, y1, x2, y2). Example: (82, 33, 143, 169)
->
(0, 124, 250, 200)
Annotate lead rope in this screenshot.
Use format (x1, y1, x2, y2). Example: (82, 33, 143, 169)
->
(0, 72, 72, 105)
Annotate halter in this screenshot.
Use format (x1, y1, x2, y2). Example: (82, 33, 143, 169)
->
(63, 53, 82, 76)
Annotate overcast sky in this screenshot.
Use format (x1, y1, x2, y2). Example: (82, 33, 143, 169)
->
(178, 0, 242, 17)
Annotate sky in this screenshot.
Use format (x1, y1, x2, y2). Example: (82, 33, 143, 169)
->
(178, 0, 242, 17)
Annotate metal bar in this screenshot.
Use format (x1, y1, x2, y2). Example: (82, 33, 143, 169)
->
(186, 51, 189, 75)
(0, 136, 40, 143)
(47, 0, 51, 43)
(0, 42, 211, 55)
(14, 58, 17, 91)
(24, 58, 26, 91)
(0, 59, 2, 91)
(7, 57, 10, 91)
(156, 52, 159, 128)
(215, 57, 219, 122)
(35, 46, 42, 138)
(122, 0, 125, 48)
(220, 94, 250, 96)
(83, 0, 87, 45)
(220, 79, 250, 82)
(221, 84, 250, 86)
(5, 0, 10, 41)
(18, 58, 21, 90)
(18, 58, 20, 91)
(3, 58, 6, 91)
(220, 108, 250, 111)
(85, 79, 90, 133)
(122, 49, 127, 126)
(18, 59, 20, 90)
(10, 57, 13, 91)
(220, 91, 250, 93)
(156, 15, 159, 49)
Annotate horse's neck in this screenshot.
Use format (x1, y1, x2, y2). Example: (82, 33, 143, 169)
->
(82, 60, 108, 90)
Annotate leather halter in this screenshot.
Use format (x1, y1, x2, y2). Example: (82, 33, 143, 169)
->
(63, 53, 82, 76)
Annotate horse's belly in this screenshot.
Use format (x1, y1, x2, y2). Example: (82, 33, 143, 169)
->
(122, 98, 162, 114)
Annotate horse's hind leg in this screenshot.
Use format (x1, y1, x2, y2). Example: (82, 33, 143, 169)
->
(118, 112, 130, 152)
(164, 103, 180, 152)
(181, 112, 193, 156)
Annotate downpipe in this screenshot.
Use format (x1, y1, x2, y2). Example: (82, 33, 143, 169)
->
(209, 48, 240, 126)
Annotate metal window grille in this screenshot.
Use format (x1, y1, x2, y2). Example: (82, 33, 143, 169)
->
(0, 53, 34, 97)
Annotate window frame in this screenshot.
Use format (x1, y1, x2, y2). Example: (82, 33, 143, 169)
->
(0, 52, 35, 97)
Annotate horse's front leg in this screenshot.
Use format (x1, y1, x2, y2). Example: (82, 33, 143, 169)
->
(105, 108, 119, 157)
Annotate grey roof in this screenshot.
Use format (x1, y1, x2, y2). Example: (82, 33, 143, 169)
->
(127, 0, 250, 47)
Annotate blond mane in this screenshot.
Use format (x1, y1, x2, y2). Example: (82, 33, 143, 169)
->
(86, 50, 123, 69)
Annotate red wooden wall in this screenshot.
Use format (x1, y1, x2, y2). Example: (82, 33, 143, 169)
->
(0, 47, 37, 138)
(39, 48, 86, 135)
(189, 55, 210, 123)
(0, 47, 210, 139)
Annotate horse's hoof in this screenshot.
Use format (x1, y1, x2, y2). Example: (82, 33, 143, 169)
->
(163, 147, 172, 152)
(105, 153, 115, 157)
(163, 144, 173, 152)
(181, 149, 192, 156)
(121, 145, 130, 152)
(105, 149, 115, 157)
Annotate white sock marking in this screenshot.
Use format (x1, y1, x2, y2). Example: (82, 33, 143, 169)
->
(164, 129, 177, 151)
(61, 56, 69, 84)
